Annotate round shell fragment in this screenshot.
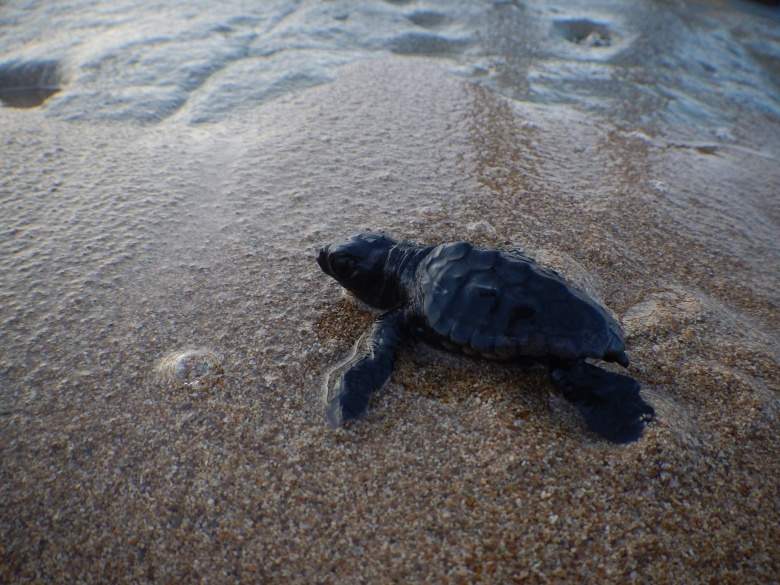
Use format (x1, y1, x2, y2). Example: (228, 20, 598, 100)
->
(155, 348, 224, 391)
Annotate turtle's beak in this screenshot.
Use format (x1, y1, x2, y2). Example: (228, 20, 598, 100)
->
(317, 246, 331, 274)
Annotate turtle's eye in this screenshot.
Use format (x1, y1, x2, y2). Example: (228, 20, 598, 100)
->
(331, 255, 357, 279)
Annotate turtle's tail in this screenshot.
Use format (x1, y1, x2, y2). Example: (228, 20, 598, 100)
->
(605, 329, 630, 368)
(605, 350, 630, 368)
(550, 361, 655, 443)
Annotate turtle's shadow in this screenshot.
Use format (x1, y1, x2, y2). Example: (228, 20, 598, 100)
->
(315, 298, 583, 438)
(390, 343, 573, 430)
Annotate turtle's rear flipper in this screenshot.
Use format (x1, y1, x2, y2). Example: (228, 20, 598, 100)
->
(325, 309, 406, 427)
(550, 361, 655, 443)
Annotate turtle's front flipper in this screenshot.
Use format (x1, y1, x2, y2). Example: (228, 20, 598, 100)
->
(325, 309, 406, 427)
(550, 361, 655, 443)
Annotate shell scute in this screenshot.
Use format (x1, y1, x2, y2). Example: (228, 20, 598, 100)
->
(469, 329, 495, 356)
(449, 319, 473, 346)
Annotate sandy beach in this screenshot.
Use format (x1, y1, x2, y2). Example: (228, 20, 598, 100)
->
(1, 1, 779, 583)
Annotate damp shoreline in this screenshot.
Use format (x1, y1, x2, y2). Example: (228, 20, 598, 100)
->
(1, 1, 779, 582)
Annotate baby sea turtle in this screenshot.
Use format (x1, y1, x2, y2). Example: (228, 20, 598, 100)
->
(317, 233, 655, 443)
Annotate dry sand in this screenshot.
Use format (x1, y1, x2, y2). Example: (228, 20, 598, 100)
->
(1, 58, 778, 583)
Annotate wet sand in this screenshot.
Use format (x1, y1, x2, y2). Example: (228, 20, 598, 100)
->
(1, 51, 779, 585)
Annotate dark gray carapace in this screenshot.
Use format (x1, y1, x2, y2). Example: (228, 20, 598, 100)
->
(318, 233, 654, 443)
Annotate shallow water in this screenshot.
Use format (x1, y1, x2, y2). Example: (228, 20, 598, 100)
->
(1, 0, 778, 133)
(1, 0, 779, 583)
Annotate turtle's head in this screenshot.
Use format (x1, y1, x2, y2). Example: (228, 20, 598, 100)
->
(317, 233, 399, 308)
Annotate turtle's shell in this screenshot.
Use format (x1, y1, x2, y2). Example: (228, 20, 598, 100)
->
(414, 242, 626, 361)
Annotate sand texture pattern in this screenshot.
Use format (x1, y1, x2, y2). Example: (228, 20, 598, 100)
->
(1, 1, 779, 582)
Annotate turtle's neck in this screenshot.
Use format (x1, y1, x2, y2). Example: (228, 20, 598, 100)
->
(384, 242, 432, 304)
